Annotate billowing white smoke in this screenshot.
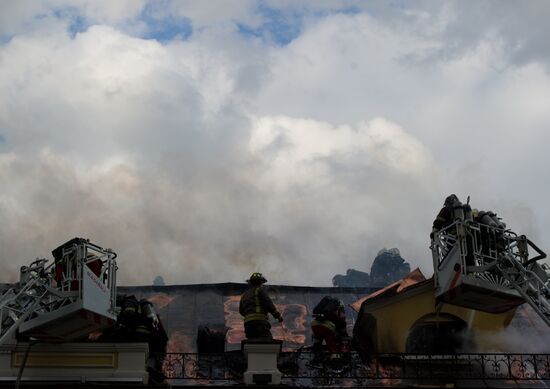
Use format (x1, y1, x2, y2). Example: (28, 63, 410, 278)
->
(475, 305, 550, 353)
(0, 114, 441, 286)
(1, 3, 549, 286)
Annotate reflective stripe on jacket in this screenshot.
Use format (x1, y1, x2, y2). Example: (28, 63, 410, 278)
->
(311, 318, 336, 333)
(239, 286, 278, 322)
(136, 324, 151, 335)
(244, 313, 268, 322)
(244, 288, 268, 322)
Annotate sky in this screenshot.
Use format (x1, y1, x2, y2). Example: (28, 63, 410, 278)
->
(1, 0, 550, 286)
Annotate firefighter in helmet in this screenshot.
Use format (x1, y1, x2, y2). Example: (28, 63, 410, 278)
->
(432, 194, 476, 267)
(432, 194, 461, 233)
(239, 272, 283, 340)
(311, 296, 349, 367)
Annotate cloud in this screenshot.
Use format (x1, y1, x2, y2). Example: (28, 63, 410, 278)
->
(0, 116, 441, 286)
(434, 1, 550, 67)
(246, 116, 442, 281)
(254, 5, 550, 244)
(1, 1, 550, 287)
(0, 1, 148, 39)
(249, 116, 434, 189)
(167, 0, 260, 29)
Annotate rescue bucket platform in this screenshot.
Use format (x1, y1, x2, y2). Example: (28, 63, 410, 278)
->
(431, 220, 550, 323)
(0, 238, 117, 345)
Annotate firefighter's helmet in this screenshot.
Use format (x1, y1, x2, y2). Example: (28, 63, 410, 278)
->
(247, 272, 267, 284)
(444, 194, 460, 207)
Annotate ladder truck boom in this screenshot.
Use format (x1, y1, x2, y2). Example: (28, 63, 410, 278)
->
(0, 238, 117, 345)
(431, 218, 550, 326)
(496, 253, 550, 326)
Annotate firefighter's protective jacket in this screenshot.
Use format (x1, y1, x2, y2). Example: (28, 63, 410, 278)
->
(312, 297, 348, 337)
(432, 205, 453, 230)
(312, 313, 348, 337)
(239, 286, 280, 323)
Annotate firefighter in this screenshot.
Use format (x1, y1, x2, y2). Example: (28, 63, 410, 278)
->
(100, 296, 168, 384)
(432, 194, 477, 268)
(239, 272, 283, 340)
(432, 194, 462, 234)
(477, 209, 507, 257)
(311, 296, 349, 368)
(119, 295, 141, 333)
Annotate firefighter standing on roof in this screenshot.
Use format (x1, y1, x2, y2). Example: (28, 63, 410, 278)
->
(311, 296, 349, 357)
(239, 272, 283, 340)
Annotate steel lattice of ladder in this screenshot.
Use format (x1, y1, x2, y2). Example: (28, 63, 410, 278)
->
(0, 238, 118, 346)
(496, 254, 550, 327)
(432, 220, 549, 320)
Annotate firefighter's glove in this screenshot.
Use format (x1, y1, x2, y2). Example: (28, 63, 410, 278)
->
(274, 312, 283, 322)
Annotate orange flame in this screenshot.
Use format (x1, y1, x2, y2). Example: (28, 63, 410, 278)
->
(166, 330, 195, 353)
(147, 293, 176, 310)
(224, 296, 309, 349)
(224, 296, 246, 344)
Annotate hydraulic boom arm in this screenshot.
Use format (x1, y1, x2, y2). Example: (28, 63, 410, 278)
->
(0, 238, 117, 346)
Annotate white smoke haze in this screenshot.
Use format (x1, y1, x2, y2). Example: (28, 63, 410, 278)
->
(0, 116, 440, 285)
(1, 1, 550, 285)
(476, 306, 550, 353)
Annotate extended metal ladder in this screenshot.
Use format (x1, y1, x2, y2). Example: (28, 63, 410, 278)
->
(432, 220, 550, 323)
(496, 254, 550, 326)
(0, 259, 51, 344)
(0, 238, 118, 345)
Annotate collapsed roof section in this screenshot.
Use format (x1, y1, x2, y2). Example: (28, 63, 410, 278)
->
(350, 268, 427, 312)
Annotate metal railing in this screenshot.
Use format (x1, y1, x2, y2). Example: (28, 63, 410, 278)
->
(155, 352, 550, 384)
(431, 220, 546, 272)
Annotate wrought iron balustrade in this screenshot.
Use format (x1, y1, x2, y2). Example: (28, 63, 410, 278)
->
(155, 352, 550, 384)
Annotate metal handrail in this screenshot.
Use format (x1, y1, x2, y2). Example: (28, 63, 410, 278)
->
(154, 352, 550, 382)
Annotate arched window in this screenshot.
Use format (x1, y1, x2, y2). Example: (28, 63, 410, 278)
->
(406, 312, 475, 353)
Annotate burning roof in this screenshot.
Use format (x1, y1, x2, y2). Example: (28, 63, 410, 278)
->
(119, 283, 376, 352)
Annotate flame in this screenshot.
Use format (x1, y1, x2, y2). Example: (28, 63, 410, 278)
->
(147, 293, 176, 310)
(224, 296, 309, 349)
(380, 378, 403, 386)
(88, 330, 102, 341)
(166, 330, 195, 353)
(224, 296, 246, 344)
(272, 303, 308, 348)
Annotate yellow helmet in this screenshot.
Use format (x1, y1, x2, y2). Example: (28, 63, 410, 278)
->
(247, 272, 267, 284)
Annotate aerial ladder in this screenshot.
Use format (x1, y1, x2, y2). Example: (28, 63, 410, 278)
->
(0, 238, 118, 345)
(431, 211, 550, 326)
